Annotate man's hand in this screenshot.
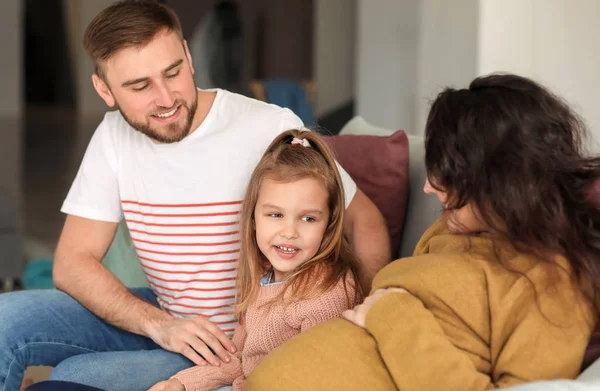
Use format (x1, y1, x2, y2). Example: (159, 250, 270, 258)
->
(342, 288, 409, 328)
(148, 378, 185, 391)
(145, 315, 237, 366)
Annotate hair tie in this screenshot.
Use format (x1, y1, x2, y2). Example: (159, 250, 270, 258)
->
(291, 137, 311, 147)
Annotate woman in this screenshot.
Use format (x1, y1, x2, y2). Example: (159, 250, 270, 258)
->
(244, 74, 600, 390)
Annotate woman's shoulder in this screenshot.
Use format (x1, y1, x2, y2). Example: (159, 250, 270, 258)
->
(413, 217, 451, 254)
(412, 217, 495, 257)
(372, 233, 544, 295)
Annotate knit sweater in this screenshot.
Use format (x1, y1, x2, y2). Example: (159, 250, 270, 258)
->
(246, 218, 596, 391)
(172, 273, 357, 391)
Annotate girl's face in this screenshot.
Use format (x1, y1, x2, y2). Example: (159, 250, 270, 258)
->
(423, 178, 488, 234)
(254, 177, 330, 282)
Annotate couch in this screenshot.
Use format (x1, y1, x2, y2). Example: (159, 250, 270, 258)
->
(102, 116, 600, 389)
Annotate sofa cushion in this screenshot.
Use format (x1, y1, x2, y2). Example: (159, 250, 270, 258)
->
(323, 130, 410, 257)
(102, 220, 148, 288)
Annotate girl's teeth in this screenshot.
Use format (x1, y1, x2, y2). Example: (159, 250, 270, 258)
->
(277, 246, 297, 252)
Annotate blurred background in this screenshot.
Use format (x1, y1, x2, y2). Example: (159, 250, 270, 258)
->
(1, 0, 600, 289)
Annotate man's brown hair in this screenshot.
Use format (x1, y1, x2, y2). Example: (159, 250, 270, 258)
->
(83, 0, 183, 79)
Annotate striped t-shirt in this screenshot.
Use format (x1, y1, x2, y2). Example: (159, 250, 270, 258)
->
(62, 89, 356, 334)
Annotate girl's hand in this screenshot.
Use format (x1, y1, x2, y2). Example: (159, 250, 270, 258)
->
(342, 287, 409, 328)
(147, 378, 185, 391)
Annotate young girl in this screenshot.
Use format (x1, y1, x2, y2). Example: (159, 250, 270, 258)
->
(148, 129, 363, 391)
(245, 74, 600, 390)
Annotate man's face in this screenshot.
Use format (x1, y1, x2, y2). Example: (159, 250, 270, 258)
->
(95, 30, 199, 143)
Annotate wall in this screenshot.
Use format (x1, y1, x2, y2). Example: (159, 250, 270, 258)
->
(64, 0, 115, 118)
(0, 0, 22, 118)
(355, 0, 420, 131)
(313, 0, 355, 117)
(356, 0, 600, 149)
(532, 0, 600, 152)
(414, 0, 479, 135)
(477, 0, 600, 151)
(354, 0, 479, 134)
(477, 0, 534, 77)
(0, 0, 23, 215)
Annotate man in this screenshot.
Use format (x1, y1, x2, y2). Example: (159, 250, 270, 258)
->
(0, 1, 390, 390)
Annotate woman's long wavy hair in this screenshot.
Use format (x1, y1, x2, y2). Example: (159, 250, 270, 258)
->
(235, 129, 363, 321)
(425, 73, 600, 315)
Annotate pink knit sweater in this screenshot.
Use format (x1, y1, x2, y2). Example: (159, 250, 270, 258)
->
(172, 274, 357, 391)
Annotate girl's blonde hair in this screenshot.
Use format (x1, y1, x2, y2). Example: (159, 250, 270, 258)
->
(235, 129, 363, 320)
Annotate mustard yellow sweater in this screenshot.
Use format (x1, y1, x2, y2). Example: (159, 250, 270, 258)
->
(246, 218, 596, 390)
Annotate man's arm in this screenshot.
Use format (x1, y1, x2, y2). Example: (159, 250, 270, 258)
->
(53, 215, 163, 335)
(344, 188, 391, 291)
(53, 215, 236, 366)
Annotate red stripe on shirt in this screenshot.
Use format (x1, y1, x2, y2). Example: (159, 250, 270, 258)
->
(211, 319, 238, 325)
(145, 272, 236, 284)
(157, 291, 236, 301)
(165, 307, 232, 317)
(132, 238, 239, 247)
(135, 246, 239, 256)
(123, 210, 240, 218)
(143, 264, 237, 275)
(138, 255, 238, 266)
(163, 301, 234, 310)
(129, 228, 239, 237)
(122, 200, 243, 208)
(149, 281, 236, 293)
(210, 311, 236, 317)
(126, 219, 239, 227)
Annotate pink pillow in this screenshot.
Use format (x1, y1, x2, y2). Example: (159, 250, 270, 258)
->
(323, 131, 410, 257)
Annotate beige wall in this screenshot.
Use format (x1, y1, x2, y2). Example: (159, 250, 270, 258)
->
(355, 0, 479, 134)
(356, 0, 600, 149)
(355, 0, 421, 132)
(313, 0, 356, 117)
(478, 0, 600, 152)
(64, 0, 116, 117)
(415, 0, 480, 134)
(0, 0, 23, 216)
(0, 0, 22, 117)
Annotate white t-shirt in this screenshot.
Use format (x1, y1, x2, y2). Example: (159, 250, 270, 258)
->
(62, 89, 357, 334)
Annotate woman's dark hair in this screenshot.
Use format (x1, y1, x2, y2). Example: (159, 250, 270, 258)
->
(425, 73, 600, 314)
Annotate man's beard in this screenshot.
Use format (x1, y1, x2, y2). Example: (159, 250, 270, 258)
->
(118, 97, 198, 144)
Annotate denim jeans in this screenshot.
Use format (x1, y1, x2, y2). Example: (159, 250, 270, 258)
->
(0, 288, 194, 391)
